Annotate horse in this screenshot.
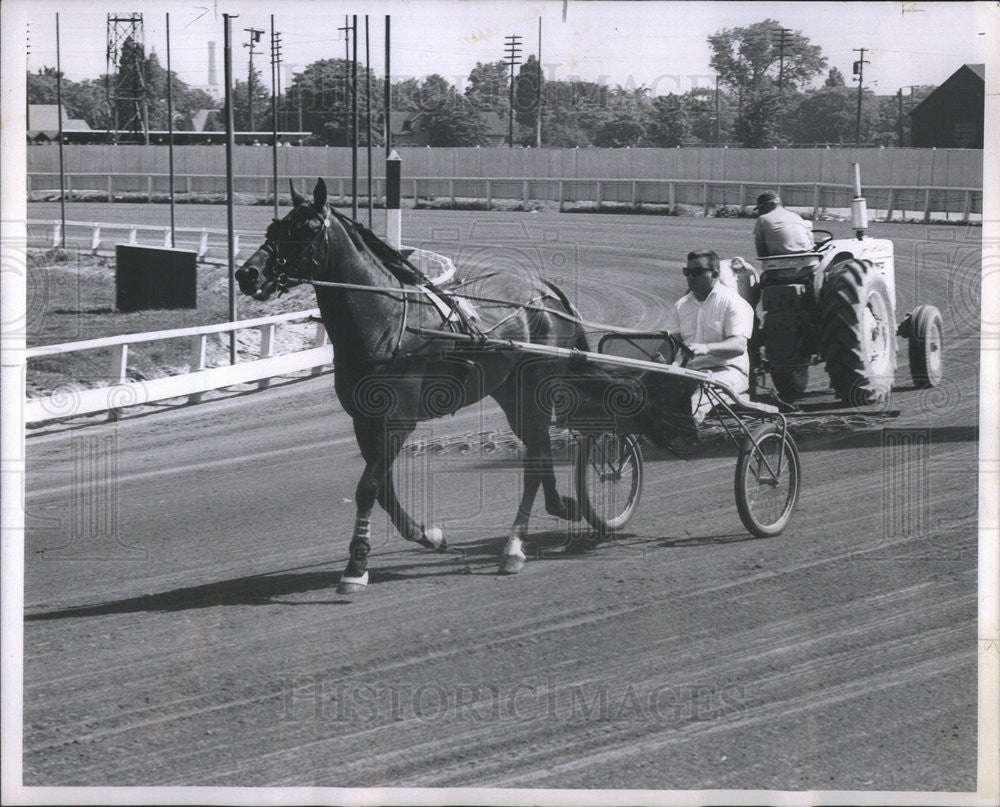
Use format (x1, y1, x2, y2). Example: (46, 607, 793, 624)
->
(235, 178, 604, 594)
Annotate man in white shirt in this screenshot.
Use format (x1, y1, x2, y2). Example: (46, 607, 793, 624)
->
(645, 250, 754, 452)
(753, 191, 814, 257)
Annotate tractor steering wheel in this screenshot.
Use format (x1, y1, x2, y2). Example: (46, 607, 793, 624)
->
(812, 229, 834, 248)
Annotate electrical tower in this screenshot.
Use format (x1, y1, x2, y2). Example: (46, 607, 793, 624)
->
(504, 34, 522, 148)
(106, 13, 149, 143)
(244, 27, 264, 131)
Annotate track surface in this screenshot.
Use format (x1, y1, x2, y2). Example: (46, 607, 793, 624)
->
(24, 209, 980, 789)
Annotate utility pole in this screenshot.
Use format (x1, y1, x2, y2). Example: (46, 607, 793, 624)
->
(504, 34, 522, 148)
(897, 84, 921, 147)
(339, 17, 351, 147)
(244, 26, 263, 132)
(714, 74, 720, 147)
(536, 17, 542, 148)
(384, 15, 391, 157)
(852, 48, 869, 145)
(351, 14, 358, 220)
(772, 26, 793, 142)
(270, 17, 281, 218)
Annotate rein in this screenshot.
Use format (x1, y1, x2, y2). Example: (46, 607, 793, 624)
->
(303, 277, 665, 338)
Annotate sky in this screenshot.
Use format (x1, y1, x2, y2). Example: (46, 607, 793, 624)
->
(17, 0, 997, 99)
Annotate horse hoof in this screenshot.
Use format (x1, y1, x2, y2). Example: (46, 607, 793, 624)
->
(417, 526, 447, 551)
(336, 570, 369, 595)
(498, 554, 525, 575)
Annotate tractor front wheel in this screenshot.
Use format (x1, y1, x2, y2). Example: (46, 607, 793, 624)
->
(907, 304, 944, 389)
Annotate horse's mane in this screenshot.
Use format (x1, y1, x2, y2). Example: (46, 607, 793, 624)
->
(328, 208, 428, 287)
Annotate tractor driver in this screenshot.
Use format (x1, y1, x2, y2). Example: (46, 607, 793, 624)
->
(649, 250, 755, 450)
(753, 190, 814, 257)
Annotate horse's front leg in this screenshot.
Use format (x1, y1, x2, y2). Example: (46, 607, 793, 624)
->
(337, 419, 406, 594)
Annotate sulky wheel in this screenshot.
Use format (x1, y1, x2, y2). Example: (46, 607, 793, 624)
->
(575, 430, 643, 539)
(819, 258, 896, 406)
(906, 304, 944, 389)
(734, 423, 801, 538)
(770, 367, 809, 400)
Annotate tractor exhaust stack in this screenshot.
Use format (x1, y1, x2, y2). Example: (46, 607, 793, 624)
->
(850, 162, 868, 240)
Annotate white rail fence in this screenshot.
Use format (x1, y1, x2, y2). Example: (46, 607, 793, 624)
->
(25, 248, 456, 424)
(25, 310, 332, 424)
(27, 174, 984, 220)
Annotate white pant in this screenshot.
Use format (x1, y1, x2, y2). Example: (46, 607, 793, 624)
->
(688, 366, 749, 424)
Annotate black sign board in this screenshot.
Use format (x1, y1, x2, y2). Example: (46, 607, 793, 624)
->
(115, 245, 197, 312)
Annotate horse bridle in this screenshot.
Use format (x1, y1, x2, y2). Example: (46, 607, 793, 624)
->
(260, 206, 332, 293)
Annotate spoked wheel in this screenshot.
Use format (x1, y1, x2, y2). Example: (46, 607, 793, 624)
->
(575, 430, 643, 538)
(734, 423, 801, 538)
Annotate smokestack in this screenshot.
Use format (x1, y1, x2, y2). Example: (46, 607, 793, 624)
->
(207, 41, 217, 88)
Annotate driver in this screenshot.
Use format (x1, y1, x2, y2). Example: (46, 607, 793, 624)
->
(753, 191, 814, 257)
(651, 250, 754, 449)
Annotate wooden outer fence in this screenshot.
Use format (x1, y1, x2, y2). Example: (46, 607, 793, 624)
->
(27, 172, 983, 220)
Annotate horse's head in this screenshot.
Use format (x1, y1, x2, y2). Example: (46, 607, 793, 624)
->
(235, 178, 332, 301)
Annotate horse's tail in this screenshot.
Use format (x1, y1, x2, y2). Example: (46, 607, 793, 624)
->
(541, 281, 650, 430)
(543, 280, 591, 352)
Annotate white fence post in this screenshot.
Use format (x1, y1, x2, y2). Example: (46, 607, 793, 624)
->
(311, 321, 328, 376)
(107, 343, 129, 420)
(962, 190, 972, 223)
(91, 225, 101, 252)
(257, 324, 275, 389)
(198, 230, 209, 259)
(188, 334, 209, 403)
(110, 344, 129, 383)
(129, 226, 137, 245)
(52, 222, 61, 248)
(923, 188, 932, 223)
(886, 188, 896, 222)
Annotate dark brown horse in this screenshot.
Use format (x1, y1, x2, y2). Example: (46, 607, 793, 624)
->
(235, 179, 599, 593)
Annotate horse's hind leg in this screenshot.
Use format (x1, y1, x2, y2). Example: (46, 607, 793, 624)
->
(493, 376, 581, 575)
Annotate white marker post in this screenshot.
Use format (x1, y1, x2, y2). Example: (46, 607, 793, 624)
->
(386, 149, 402, 250)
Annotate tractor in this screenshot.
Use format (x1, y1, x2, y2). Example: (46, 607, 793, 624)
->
(742, 164, 943, 406)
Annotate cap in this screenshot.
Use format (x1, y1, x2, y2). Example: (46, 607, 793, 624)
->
(755, 191, 779, 210)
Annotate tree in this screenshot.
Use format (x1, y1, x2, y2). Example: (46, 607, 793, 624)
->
(465, 60, 509, 115)
(682, 87, 735, 145)
(708, 19, 826, 146)
(414, 74, 487, 145)
(734, 84, 783, 147)
(232, 67, 272, 131)
(709, 19, 826, 97)
(824, 67, 846, 87)
(286, 58, 382, 145)
(646, 93, 693, 147)
(513, 55, 541, 136)
(788, 86, 881, 145)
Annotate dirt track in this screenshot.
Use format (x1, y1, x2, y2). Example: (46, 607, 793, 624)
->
(23, 211, 980, 789)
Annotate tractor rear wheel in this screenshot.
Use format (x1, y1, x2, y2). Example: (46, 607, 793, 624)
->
(819, 259, 896, 406)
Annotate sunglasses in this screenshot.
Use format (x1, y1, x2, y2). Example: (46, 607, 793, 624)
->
(683, 266, 712, 277)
